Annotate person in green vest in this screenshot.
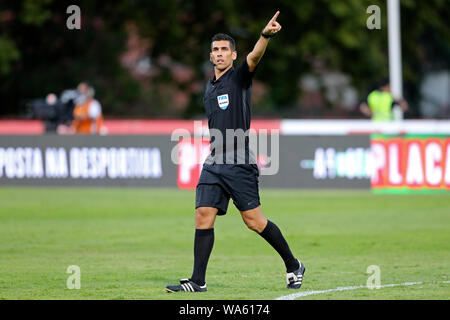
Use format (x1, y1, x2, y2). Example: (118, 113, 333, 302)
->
(360, 79, 408, 121)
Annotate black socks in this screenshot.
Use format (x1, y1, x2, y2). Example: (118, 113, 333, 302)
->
(190, 228, 214, 286)
(259, 220, 299, 273)
(189, 221, 298, 286)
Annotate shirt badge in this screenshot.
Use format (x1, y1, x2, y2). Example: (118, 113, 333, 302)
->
(217, 94, 229, 110)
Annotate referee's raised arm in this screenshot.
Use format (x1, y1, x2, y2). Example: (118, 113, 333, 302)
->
(247, 11, 282, 72)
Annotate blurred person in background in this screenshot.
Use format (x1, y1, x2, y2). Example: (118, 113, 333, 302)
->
(359, 79, 408, 121)
(71, 82, 106, 135)
(43, 93, 58, 132)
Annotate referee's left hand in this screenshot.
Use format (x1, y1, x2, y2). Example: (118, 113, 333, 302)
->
(262, 11, 282, 36)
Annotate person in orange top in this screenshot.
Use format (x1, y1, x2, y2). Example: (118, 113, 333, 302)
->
(72, 82, 104, 134)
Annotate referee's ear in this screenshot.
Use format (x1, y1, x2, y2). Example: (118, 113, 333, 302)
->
(232, 51, 237, 61)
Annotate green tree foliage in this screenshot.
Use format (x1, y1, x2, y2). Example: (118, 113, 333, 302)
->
(0, 35, 21, 75)
(0, 0, 141, 116)
(0, 0, 448, 118)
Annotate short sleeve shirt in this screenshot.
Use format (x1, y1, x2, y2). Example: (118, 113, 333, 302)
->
(203, 59, 256, 164)
(367, 90, 395, 121)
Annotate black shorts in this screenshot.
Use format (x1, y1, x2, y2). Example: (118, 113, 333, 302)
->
(195, 164, 261, 215)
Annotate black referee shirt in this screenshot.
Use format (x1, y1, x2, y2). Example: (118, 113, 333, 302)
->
(203, 59, 256, 165)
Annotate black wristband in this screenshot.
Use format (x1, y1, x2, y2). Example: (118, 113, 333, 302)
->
(261, 32, 274, 39)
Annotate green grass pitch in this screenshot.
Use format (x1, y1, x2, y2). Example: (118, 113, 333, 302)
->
(0, 187, 448, 300)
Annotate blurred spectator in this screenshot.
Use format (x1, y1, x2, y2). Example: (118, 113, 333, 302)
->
(71, 82, 106, 135)
(359, 79, 408, 121)
(43, 93, 58, 132)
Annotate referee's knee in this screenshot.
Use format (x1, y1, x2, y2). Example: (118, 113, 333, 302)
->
(241, 207, 267, 233)
(244, 219, 259, 232)
(195, 207, 217, 229)
(242, 216, 266, 233)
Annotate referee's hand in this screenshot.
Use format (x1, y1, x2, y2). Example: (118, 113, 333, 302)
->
(262, 11, 282, 36)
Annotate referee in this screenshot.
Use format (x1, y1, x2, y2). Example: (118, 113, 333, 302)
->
(166, 11, 305, 293)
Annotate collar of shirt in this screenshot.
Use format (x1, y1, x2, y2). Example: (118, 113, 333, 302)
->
(210, 66, 235, 84)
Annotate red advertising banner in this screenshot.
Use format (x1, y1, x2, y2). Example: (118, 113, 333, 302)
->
(176, 138, 210, 190)
(370, 134, 450, 193)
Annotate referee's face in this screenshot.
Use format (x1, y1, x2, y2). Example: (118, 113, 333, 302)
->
(210, 40, 237, 72)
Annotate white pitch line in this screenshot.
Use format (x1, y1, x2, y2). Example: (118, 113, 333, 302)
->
(276, 281, 449, 300)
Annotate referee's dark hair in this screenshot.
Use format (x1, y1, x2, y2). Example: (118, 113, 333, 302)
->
(211, 33, 236, 51)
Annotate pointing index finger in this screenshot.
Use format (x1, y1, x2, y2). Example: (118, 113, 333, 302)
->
(271, 11, 280, 22)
